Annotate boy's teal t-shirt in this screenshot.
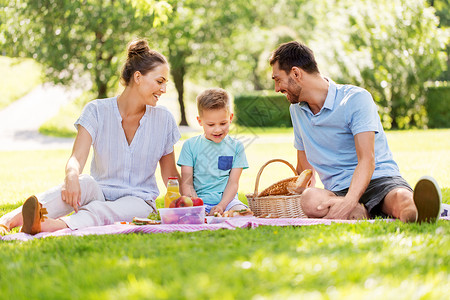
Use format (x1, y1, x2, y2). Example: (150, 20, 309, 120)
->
(177, 135, 249, 206)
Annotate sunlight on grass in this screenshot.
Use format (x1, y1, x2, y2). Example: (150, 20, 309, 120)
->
(0, 130, 448, 299)
(0, 56, 42, 109)
(1, 129, 449, 206)
(1, 222, 447, 299)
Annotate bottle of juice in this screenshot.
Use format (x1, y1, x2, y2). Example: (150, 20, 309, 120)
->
(164, 177, 181, 208)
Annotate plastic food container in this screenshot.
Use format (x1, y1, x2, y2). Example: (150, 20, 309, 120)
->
(159, 206, 205, 225)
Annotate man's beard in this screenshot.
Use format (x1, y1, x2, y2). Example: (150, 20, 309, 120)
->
(286, 77, 301, 104)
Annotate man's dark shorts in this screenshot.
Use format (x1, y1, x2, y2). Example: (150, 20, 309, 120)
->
(333, 176, 413, 217)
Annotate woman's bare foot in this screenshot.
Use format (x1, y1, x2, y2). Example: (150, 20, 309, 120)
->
(0, 224, 9, 235)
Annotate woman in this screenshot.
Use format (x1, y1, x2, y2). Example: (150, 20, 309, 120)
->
(0, 39, 181, 235)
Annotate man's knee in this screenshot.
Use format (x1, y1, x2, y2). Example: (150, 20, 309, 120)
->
(389, 188, 414, 207)
(301, 188, 327, 217)
(384, 188, 415, 219)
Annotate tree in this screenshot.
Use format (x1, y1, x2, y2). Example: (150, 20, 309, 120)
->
(428, 0, 450, 80)
(148, 0, 316, 125)
(147, 0, 258, 125)
(0, 0, 170, 99)
(325, 0, 448, 129)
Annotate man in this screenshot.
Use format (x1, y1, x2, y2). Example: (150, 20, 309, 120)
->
(269, 41, 441, 222)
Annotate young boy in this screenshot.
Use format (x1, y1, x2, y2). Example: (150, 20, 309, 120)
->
(177, 88, 249, 216)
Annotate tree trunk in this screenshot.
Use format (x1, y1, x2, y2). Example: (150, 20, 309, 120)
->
(390, 105, 398, 129)
(251, 54, 264, 90)
(97, 81, 108, 99)
(171, 65, 189, 126)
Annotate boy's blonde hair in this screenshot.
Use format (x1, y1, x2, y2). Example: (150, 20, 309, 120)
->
(196, 88, 230, 116)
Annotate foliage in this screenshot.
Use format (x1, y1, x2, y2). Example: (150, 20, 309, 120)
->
(234, 91, 292, 128)
(147, 0, 261, 125)
(425, 82, 450, 128)
(324, 0, 448, 129)
(428, 0, 450, 81)
(148, 0, 314, 125)
(0, 0, 170, 99)
(0, 56, 42, 109)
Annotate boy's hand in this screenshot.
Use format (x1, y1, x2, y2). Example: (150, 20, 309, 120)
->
(209, 205, 225, 216)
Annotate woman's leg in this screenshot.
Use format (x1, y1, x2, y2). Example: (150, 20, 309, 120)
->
(61, 196, 155, 230)
(0, 174, 104, 232)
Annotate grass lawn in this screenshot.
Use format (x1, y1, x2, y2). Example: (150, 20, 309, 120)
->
(1, 129, 449, 299)
(0, 56, 42, 109)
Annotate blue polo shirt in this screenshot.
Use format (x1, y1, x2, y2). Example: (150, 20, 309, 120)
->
(177, 135, 249, 206)
(290, 79, 401, 191)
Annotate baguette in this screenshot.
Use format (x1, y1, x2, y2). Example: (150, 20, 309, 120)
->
(287, 169, 312, 195)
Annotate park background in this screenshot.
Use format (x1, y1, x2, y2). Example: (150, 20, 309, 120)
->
(1, 0, 449, 299)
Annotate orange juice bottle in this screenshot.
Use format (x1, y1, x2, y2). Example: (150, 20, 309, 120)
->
(164, 177, 181, 208)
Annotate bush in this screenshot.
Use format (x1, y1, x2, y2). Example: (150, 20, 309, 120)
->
(425, 82, 450, 128)
(234, 91, 292, 127)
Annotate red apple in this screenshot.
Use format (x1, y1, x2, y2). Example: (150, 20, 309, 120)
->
(169, 199, 177, 208)
(175, 196, 193, 207)
(192, 197, 203, 206)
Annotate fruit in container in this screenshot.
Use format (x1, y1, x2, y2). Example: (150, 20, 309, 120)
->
(159, 206, 205, 224)
(169, 196, 193, 208)
(192, 197, 204, 206)
(177, 196, 193, 207)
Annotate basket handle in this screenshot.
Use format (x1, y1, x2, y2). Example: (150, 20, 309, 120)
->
(253, 159, 298, 195)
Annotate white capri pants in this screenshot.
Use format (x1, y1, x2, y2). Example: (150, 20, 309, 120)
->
(37, 174, 156, 230)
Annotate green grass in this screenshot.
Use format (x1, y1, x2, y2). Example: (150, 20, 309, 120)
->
(0, 56, 42, 109)
(1, 129, 449, 299)
(0, 222, 449, 299)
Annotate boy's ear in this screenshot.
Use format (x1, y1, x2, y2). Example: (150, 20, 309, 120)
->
(196, 116, 202, 126)
(229, 113, 234, 122)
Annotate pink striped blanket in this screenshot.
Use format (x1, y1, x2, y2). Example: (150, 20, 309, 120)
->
(2, 216, 448, 241)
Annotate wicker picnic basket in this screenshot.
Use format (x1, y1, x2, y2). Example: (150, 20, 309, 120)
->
(246, 159, 307, 218)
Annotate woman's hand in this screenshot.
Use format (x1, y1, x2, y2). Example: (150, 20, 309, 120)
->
(61, 173, 81, 212)
(61, 125, 92, 213)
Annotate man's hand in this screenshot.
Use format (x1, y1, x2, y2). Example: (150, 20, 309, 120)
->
(61, 174, 81, 212)
(317, 196, 358, 219)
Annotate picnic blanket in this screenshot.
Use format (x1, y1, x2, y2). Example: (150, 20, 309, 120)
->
(2, 215, 449, 241)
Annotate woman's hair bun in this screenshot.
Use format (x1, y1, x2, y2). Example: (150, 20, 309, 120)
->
(121, 38, 167, 86)
(127, 39, 150, 59)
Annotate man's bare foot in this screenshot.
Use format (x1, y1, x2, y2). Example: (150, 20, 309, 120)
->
(399, 207, 418, 223)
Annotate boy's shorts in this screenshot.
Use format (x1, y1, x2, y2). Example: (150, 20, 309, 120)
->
(333, 176, 413, 217)
(204, 195, 247, 214)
